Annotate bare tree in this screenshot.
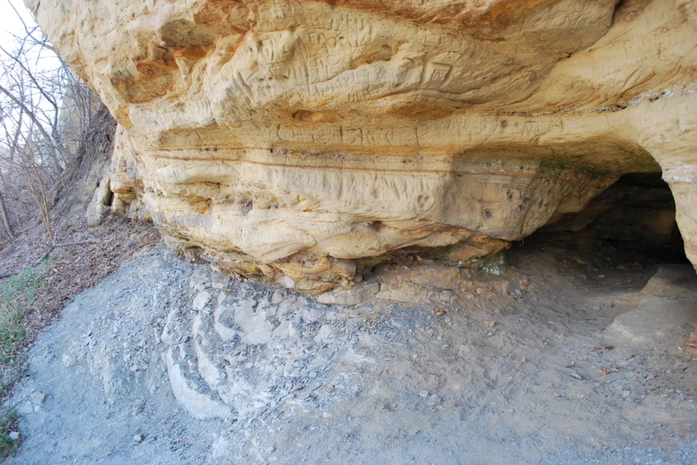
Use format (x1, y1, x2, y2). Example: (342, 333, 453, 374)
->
(0, 0, 102, 243)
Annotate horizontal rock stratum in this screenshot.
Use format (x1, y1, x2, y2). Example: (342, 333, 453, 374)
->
(27, 0, 697, 291)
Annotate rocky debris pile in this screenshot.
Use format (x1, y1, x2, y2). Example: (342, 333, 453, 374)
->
(156, 259, 512, 421)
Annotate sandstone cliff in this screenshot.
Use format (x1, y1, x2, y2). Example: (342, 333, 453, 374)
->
(26, 0, 697, 291)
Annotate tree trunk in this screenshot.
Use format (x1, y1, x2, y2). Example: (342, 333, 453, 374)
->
(0, 189, 16, 242)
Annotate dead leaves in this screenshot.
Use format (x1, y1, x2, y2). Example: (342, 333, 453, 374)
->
(591, 345, 614, 353)
(564, 345, 621, 379)
(687, 332, 697, 353)
(598, 365, 620, 376)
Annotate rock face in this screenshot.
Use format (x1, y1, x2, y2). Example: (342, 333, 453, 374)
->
(26, 0, 697, 291)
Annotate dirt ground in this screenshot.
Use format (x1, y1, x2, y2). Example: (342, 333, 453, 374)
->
(7, 236, 697, 465)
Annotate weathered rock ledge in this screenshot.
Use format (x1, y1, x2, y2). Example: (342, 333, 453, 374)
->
(27, 0, 697, 291)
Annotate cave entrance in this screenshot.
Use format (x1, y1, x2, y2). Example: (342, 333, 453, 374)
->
(521, 172, 689, 266)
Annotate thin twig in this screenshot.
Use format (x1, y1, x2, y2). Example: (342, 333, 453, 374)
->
(49, 239, 100, 248)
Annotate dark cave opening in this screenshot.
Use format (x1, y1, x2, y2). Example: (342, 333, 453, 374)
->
(527, 172, 689, 265)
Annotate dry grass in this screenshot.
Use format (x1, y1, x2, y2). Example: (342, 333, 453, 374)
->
(0, 261, 46, 458)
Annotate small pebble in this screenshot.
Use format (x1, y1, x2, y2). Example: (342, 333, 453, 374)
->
(9, 432, 19, 441)
(133, 434, 144, 443)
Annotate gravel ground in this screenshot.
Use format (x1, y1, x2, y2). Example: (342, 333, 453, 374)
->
(8, 243, 697, 464)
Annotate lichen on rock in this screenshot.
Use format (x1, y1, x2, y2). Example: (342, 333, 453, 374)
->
(25, 0, 697, 291)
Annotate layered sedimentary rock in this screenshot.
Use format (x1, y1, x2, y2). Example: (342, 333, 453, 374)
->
(26, 0, 697, 291)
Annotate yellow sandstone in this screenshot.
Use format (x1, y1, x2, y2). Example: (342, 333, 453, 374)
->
(25, 0, 697, 291)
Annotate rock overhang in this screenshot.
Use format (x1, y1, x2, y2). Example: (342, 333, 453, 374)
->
(25, 0, 697, 291)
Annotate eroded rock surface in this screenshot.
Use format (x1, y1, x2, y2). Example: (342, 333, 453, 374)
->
(26, 0, 697, 290)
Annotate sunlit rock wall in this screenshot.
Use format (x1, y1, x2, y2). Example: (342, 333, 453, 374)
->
(26, 0, 697, 291)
